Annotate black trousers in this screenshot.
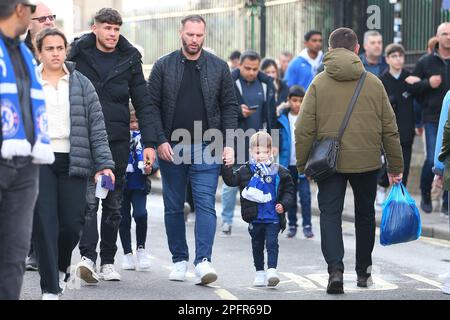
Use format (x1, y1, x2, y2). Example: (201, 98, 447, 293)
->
(402, 143, 412, 187)
(33, 153, 87, 294)
(0, 163, 39, 300)
(317, 170, 379, 275)
(79, 142, 128, 266)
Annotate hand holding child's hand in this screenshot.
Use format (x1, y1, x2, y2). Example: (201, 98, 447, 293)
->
(275, 203, 284, 214)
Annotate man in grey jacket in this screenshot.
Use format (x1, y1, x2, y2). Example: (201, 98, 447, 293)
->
(147, 15, 238, 286)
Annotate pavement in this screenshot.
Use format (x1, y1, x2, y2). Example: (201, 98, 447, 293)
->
(150, 176, 450, 241)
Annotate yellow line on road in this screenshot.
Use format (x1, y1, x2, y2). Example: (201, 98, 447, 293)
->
(419, 237, 450, 248)
(214, 289, 239, 300)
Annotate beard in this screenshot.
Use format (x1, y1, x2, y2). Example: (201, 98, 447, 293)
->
(182, 38, 203, 55)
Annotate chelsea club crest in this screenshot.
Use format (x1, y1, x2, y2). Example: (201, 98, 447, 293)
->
(1, 99, 20, 138)
(264, 176, 273, 184)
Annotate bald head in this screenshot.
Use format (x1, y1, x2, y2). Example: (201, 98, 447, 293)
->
(437, 22, 450, 52)
(29, 2, 55, 38)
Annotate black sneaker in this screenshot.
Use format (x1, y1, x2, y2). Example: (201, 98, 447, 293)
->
(327, 271, 344, 294)
(420, 193, 432, 214)
(287, 226, 297, 238)
(357, 273, 373, 288)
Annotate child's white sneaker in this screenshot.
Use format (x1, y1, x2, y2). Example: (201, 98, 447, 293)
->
(253, 271, 266, 287)
(136, 247, 151, 270)
(266, 268, 280, 287)
(122, 253, 136, 270)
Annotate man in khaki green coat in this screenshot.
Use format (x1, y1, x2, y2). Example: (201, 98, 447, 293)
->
(295, 28, 404, 295)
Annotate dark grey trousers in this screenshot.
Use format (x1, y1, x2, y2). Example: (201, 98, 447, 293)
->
(0, 163, 39, 300)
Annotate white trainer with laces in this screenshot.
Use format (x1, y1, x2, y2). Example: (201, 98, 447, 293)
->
(75, 256, 99, 285)
(253, 271, 266, 287)
(169, 261, 188, 281)
(100, 264, 121, 281)
(266, 268, 280, 287)
(194, 258, 218, 285)
(122, 253, 136, 270)
(136, 247, 151, 270)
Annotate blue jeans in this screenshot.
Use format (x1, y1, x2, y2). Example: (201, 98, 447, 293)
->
(287, 166, 312, 228)
(420, 123, 448, 205)
(159, 144, 220, 266)
(221, 183, 238, 225)
(248, 223, 280, 271)
(119, 189, 148, 255)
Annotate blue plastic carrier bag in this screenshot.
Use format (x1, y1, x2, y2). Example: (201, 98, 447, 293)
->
(380, 183, 422, 246)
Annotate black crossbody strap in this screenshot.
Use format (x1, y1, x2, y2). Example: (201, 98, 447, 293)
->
(337, 71, 367, 142)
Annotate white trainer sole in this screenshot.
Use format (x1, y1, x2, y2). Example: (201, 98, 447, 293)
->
(267, 276, 280, 287)
(76, 266, 99, 285)
(195, 272, 218, 286)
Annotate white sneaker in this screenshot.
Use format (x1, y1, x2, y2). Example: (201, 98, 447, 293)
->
(122, 253, 136, 270)
(194, 258, 218, 285)
(266, 268, 280, 287)
(169, 261, 188, 282)
(99, 264, 121, 281)
(42, 293, 59, 300)
(75, 256, 99, 285)
(221, 223, 232, 236)
(136, 247, 151, 270)
(253, 271, 266, 287)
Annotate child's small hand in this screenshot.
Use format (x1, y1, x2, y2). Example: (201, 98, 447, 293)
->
(275, 204, 284, 214)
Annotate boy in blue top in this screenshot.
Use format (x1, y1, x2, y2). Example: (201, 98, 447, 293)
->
(222, 132, 295, 287)
(119, 108, 154, 271)
(277, 86, 313, 239)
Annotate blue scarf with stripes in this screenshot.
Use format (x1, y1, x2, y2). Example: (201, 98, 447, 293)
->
(0, 37, 54, 164)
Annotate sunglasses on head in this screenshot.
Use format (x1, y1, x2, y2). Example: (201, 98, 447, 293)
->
(22, 3, 37, 14)
(32, 15, 56, 23)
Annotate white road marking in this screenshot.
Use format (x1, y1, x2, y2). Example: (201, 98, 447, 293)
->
(306, 274, 398, 291)
(280, 272, 319, 290)
(404, 274, 443, 289)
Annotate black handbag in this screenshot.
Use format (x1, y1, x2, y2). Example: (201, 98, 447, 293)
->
(304, 72, 367, 182)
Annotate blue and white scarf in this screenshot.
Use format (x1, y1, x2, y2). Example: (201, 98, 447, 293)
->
(0, 38, 54, 164)
(242, 159, 279, 204)
(126, 130, 145, 174)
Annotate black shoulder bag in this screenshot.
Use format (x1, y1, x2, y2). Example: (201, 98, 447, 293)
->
(304, 72, 367, 182)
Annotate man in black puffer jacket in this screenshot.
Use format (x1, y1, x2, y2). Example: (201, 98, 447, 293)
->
(221, 132, 295, 288)
(67, 8, 157, 283)
(147, 15, 238, 286)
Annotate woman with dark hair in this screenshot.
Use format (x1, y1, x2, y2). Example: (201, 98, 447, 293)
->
(261, 58, 290, 107)
(32, 27, 115, 300)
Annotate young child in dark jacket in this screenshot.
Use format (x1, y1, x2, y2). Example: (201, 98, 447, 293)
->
(119, 108, 155, 271)
(222, 132, 295, 287)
